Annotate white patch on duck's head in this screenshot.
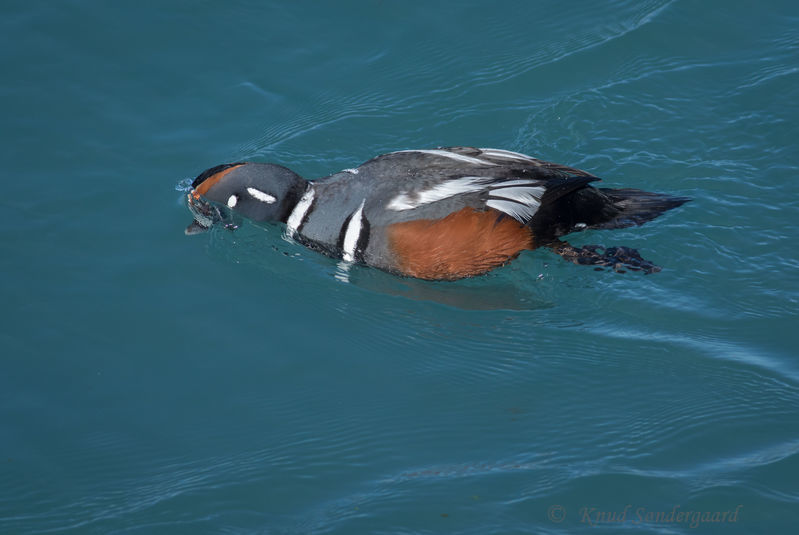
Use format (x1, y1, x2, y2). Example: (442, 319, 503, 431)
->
(246, 187, 277, 204)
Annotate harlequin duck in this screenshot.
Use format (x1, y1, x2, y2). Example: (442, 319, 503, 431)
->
(185, 147, 689, 279)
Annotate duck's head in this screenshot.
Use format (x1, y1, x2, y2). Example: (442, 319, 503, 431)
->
(185, 162, 307, 235)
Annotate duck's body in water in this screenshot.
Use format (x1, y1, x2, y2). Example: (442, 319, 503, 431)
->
(185, 147, 690, 279)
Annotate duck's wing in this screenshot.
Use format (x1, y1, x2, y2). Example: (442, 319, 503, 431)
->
(446, 147, 598, 179)
(370, 147, 600, 225)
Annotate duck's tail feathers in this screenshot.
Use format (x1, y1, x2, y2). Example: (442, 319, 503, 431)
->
(590, 188, 690, 230)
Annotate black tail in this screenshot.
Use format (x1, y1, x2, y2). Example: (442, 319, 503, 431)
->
(591, 188, 690, 230)
(530, 185, 690, 241)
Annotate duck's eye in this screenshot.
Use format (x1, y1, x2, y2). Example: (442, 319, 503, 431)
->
(227, 195, 238, 208)
(247, 187, 277, 204)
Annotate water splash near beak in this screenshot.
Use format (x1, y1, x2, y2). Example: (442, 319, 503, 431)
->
(185, 193, 221, 235)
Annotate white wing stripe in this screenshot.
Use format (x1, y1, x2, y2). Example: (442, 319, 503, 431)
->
(488, 186, 545, 204)
(486, 199, 539, 222)
(386, 173, 546, 223)
(490, 179, 541, 188)
(387, 176, 490, 211)
(394, 149, 497, 167)
(478, 148, 536, 162)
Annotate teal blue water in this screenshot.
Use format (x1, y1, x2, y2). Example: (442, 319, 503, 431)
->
(2, 1, 798, 533)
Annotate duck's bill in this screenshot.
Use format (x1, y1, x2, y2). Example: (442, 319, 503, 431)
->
(185, 192, 221, 235)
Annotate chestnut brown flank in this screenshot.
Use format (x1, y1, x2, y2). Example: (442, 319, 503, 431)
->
(387, 207, 535, 280)
(192, 164, 245, 199)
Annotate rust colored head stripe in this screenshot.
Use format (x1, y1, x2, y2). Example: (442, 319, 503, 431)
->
(191, 163, 246, 198)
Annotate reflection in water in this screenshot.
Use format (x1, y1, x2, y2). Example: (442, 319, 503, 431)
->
(346, 267, 554, 311)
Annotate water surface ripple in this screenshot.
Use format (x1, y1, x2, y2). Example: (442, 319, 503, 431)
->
(2, 0, 798, 533)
